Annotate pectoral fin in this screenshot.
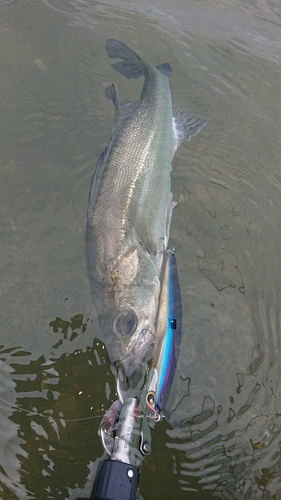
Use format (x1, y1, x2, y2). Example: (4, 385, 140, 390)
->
(165, 197, 177, 248)
(128, 206, 159, 254)
(87, 141, 111, 212)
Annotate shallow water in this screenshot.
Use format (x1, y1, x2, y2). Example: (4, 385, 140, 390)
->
(1, 0, 281, 498)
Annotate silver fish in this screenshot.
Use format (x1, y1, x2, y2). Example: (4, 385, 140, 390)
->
(85, 39, 206, 372)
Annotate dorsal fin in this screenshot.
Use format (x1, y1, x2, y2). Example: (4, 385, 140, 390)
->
(173, 107, 208, 142)
(156, 63, 172, 79)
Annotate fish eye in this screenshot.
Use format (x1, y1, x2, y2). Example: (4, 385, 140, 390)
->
(113, 311, 138, 337)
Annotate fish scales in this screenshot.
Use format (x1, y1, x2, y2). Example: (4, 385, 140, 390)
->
(91, 84, 174, 263)
(85, 39, 206, 372)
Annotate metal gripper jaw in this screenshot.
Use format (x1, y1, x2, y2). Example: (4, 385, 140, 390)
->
(99, 396, 151, 467)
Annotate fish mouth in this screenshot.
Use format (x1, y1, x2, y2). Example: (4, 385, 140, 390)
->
(126, 325, 156, 355)
(115, 326, 156, 378)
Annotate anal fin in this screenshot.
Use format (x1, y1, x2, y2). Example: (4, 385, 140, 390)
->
(105, 83, 118, 107)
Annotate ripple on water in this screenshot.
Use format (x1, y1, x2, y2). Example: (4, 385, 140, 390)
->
(1, 0, 281, 498)
(0, 337, 111, 499)
(166, 366, 281, 497)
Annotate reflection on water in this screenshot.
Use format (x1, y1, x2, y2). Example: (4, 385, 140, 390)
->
(0, 332, 113, 499)
(1, 0, 281, 498)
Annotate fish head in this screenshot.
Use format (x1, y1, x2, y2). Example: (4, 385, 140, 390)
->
(96, 278, 160, 376)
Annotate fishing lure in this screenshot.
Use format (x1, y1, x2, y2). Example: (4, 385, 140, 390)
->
(146, 251, 182, 417)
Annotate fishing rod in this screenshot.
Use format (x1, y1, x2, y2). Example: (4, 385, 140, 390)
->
(77, 251, 182, 500)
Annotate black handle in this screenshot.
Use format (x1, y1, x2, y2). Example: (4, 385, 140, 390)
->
(77, 459, 139, 500)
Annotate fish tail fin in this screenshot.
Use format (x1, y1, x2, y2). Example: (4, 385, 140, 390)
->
(105, 39, 145, 79)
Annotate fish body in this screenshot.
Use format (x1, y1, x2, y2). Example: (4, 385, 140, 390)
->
(85, 39, 206, 370)
(146, 251, 182, 416)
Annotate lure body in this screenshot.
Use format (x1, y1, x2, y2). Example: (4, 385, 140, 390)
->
(146, 251, 182, 416)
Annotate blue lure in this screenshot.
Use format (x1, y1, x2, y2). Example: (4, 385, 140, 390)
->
(146, 251, 182, 416)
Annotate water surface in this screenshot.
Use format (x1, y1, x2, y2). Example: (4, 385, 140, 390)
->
(1, 0, 281, 498)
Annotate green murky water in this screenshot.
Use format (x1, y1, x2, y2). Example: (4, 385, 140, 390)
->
(1, 0, 281, 498)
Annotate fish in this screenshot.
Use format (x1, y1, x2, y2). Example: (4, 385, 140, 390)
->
(146, 251, 182, 417)
(85, 39, 206, 373)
